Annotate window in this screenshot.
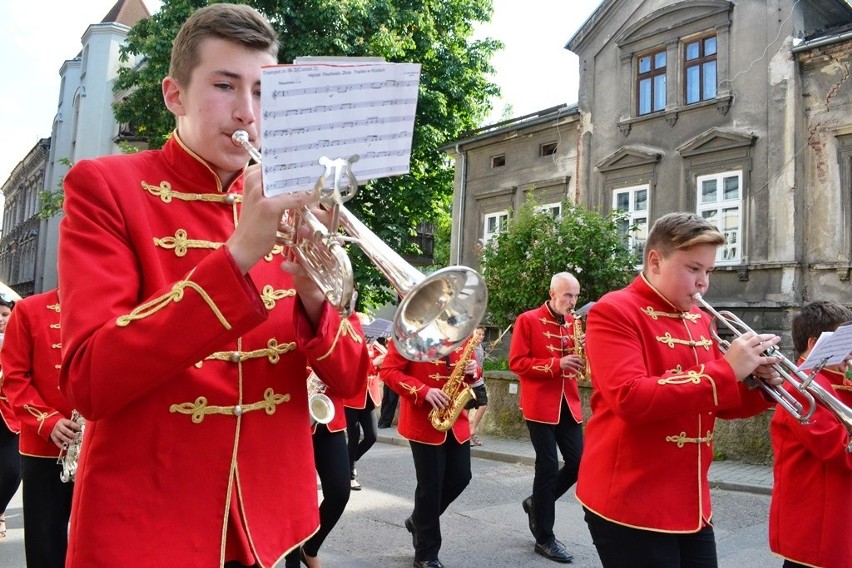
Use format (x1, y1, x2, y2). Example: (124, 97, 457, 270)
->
(696, 171, 742, 263)
(684, 35, 717, 105)
(534, 203, 562, 219)
(540, 142, 558, 157)
(637, 49, 666, 115)
(612, 185, 649, 256)
(491, 154, 506, 168)
(483, 211, 509, 244)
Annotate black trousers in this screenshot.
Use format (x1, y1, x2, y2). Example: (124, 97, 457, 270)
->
(525, 398, 584, 543)
(22, 455, 74, 568)
(345, 399, 377, 476)
(409, 436, 471, 562)
(284, 425, 350, 565)
(0, 426, 21, 514)
(584, 508, 718, 568)
(377, 384, 399, 427)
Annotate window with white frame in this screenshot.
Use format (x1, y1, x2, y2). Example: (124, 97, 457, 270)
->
(696, 170, 742, 263)
(612, 185, 649, 256)
(534, 202, 562, 219)
(483, 210, 509, 244)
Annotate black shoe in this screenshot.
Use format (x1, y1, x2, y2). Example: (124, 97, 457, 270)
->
(534, 539, 574, 563)
(404, 516, 418, 549)
(377, 422, 391, 429)
(412, 560, 444, 568)
(522, 496, 537, 538)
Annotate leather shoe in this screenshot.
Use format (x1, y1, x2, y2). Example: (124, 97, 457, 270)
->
(404, 516, 418, 549)
(522, 496, 537, 538)
(535, 539, 574, 563)
(412, 560, 444, 568)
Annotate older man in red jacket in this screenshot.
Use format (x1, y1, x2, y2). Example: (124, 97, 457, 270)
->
(509, 272, 585, 564)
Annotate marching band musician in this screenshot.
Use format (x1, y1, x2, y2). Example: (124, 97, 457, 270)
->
(0, 288, 77, 567)
(577, 212, 781, 568)
(285, 368, 360, 568)
(380, 336, 481, 568)
(768, 300, 852, 568)
(509, 272, 585, 564)
(56, 4, 368, 567)
(0, 292, 20, 542)
(344, 336, 385, 490)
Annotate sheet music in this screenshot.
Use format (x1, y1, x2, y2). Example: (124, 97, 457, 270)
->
(259, 61, 421, 196)
(797, 323, 852, 371)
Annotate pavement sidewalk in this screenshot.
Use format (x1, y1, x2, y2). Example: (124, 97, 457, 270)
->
(376, 428, 774, 495)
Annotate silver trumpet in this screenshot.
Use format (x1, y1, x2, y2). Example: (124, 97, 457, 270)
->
(307, 371, 335, 425)
(231, 130, 488, 363)
(694, 293, 852, 452)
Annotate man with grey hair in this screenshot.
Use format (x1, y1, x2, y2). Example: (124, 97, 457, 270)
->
(509, 272, 586, 563)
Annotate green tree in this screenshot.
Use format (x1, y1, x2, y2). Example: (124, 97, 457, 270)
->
(113, 0, 501, 309)
(480, 200, 640, 329)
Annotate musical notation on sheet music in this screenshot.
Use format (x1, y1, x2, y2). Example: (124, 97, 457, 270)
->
(259, 61, 421, 196)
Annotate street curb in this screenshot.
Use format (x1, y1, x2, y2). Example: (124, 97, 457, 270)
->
(377, 431, 773, 496)
(377, 432, 534, 466)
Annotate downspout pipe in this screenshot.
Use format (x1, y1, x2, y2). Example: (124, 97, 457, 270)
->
(454, 143, 467, 265)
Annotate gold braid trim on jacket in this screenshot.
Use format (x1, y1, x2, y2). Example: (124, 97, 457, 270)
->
(169, 388, 291, 424)
(116, 275, 231, 330)
(316, 318, 363, 361)
(154, 229, 222, 257)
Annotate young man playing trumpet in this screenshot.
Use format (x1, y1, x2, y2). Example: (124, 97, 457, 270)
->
(577, 212, 782, 568)
(57, 4, 368, 566)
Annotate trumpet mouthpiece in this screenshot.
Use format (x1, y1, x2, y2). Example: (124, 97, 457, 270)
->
(232, 130, 250, 146)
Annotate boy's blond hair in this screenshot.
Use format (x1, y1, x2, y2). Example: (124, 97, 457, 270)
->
(643, 212, 725, 264)
(169, 3, 279, 87)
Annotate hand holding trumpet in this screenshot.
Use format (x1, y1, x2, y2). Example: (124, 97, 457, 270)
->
(724, 331, 782, 383)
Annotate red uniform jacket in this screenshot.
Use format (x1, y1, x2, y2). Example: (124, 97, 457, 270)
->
(509, 302, 583, 424)
(0, 348, 21, 433)
(343, 343, 383, 410)
(380, 339, 479, 445)
(576, 275, 771, 532)
(58, 134, 368, 568)
(769, 365, 852, 567)
(0, 289, 67, 457)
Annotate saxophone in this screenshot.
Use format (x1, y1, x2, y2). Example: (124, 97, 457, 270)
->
(571, 311, 591, 382)
(428, 329, 484, 432)
(58, 410, 86, 483)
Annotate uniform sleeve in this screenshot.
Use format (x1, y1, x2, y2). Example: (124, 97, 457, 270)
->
(379, 342, 429, 406)
(585, 298, 745, 424)
(772, 381, 852, 469)
(58, 160, 271, 420)
(0, 304, 62, 441)
(508, 313, 559, 379)
(297, 301, 368, 400)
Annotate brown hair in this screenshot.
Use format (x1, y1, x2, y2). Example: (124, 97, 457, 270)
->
(791, 300, 852, 357)
(169, 3, 279, 86)
(643, 212, 725, 264)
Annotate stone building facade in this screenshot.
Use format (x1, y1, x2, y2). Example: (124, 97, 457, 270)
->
(0, 0, 149, 295)
(0, 139, 51, 297)
(447, 0, 852, 349)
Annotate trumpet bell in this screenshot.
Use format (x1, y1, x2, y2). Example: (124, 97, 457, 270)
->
(393, 266, 488, 362)
(309, 393, 335, 425)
